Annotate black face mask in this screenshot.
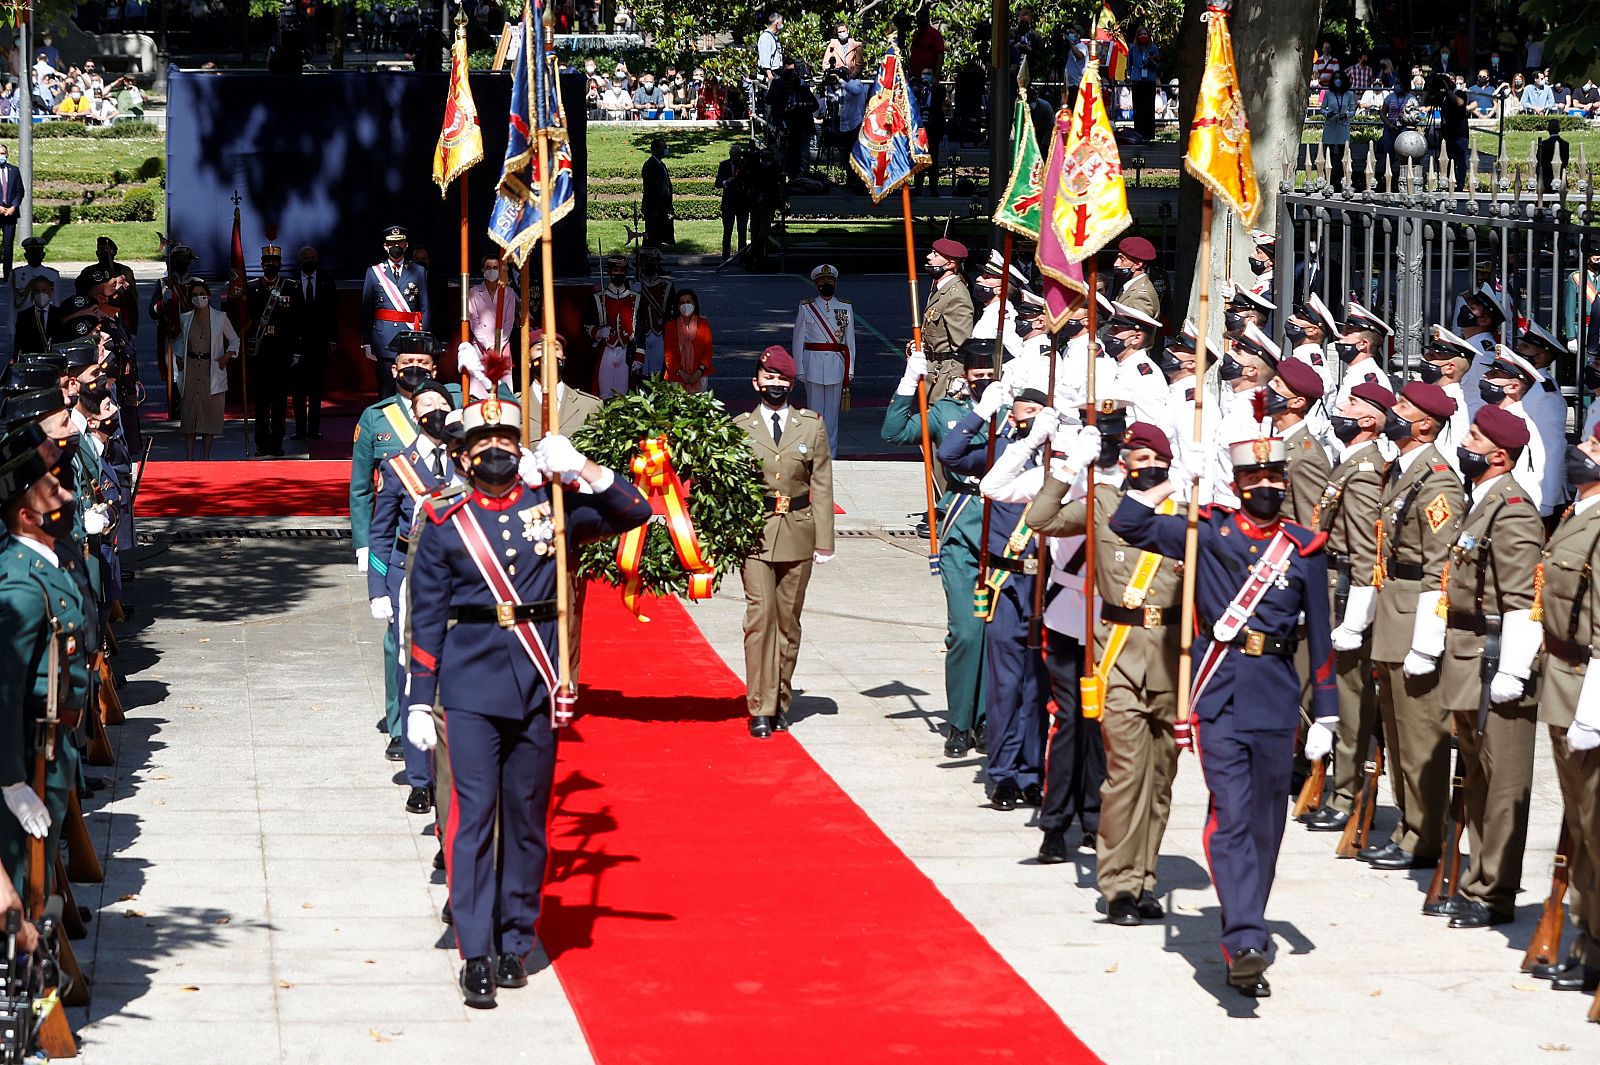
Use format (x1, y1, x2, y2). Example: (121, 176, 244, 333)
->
(976, 284, 999, 303)
(1125, 464, 1170, 490)
(1566, 444, 1600, 486)
(1112, 266, 1133, 284)
(817, 283, 836, 298)
(1247, 257, 1270, 276)
(397, 366, 432, 394)
(1013, 418, 1034, 438)
(1060, 319, 1087, 340)
(1457, 446, 1492, 481)
(1456, 305, 1479, 329)
(471, 446, 519, 485)
(1263, 389, 1290, 416)
(36, 500, 76, 539)
(300, 260, 317, 274)
(1099, 330, 1127, 358)
(386, 244, 406, 261)
(969, 377, 993, 400)
(1383, 411, 1413, 441)
(1479, 379, 1508, 406)
(1283, 321, 1307, 344)
(759, 384, 791, 407)
(1097, 413, 1129, 441)
(1155, 347, 1185, 378)
(1224, 310, 1245, 334)
(1585, 363, 1600, 392)
(1419, 360, 1446, 384)
(1218, 353, 1245, 381)
(1335, 341, 1361, 363)
(262, 264, 280, 278)
(99, 413, 121, 435)
(1330, 414, 1365, 444)
(418, 410, 449, 441)
(1240, 485, 1286, 521)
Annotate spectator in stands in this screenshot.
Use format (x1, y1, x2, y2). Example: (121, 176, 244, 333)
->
(584, 59, 602, 115)
(1128, 27, 1161, 139)
(55, 83, 93, 122)
(0, 79, 16, 122)
(823, 21, 863, 80)
(1347, 52, 1374, 92)
(1374, 79, 1407, 191)
(37, 31, 59, 70)
(1523, 70, 1557, 115)
(633, 72, 666, 120)
(1574, 76, 1600, 117)
(1320, 72, 1356, 190)
(1063, 26, 1088, 106)
(909, 8, 946, 80)
(1503, 72, 1527, 116)
(1467, 69, 1498, 117)
(1311, 40, 1340, 89)
(756, 12, 783, 82)
(113, 75, 144, 119)
(668, 71, 694, 118)
(602, 76, 631, 120)
(89, 74, 119, 124)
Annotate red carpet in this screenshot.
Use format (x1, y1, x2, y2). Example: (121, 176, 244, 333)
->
(137, 460, 352, 517)
(544, 586, 1099, 1064)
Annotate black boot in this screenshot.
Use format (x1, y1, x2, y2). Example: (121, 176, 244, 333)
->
(460, 957, 497, 1008)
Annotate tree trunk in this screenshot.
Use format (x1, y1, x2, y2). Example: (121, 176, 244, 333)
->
(1174, 0, 1321, 319)
(333, 3, 346, 69)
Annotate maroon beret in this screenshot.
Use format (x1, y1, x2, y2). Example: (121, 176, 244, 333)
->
(1474, 404, 1530, 450)
(1121, 420, 1172, 461)
(1349, 381, 1396, 412)
(759, 345, 797, 378)
(1275, 358, 1323, 399)
(1400, 381, 1456, 423)
(1117, 235, 1156, 262)
(931, 237, 969, 261)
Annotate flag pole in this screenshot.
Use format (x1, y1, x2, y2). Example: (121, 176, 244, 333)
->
(1079, 257, 1099, 691)
(901, 183, 940, 574)
(1174, 191, 1215, 743)
(1029, 297, 1060, 650)
(975, 230, 1012, 608)
(520, 261, 532, 443)
(460, 174, 471, 395)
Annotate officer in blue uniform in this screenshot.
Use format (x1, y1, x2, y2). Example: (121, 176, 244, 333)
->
(1111, 429, 1338, 998)
(404, 397, 650, 1009)
(940, 381, 1050, 810)
(367, 381, 457, 815)
(362, 226, 433, 400)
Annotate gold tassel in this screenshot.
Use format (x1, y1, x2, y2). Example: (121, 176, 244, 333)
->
(1372, 519, 1386, 589)
(1436, 560, 1451, 618)
(841, 385, 852, 412)
(1531, 562, 1545, 623)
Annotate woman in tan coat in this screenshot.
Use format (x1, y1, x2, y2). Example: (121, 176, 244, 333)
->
(174, 279, 240, 459)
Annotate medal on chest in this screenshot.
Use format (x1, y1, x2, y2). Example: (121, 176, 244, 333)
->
(521, 503, 555, 555)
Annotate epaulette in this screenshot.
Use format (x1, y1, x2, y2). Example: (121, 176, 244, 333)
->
(801, 297, 815, 307)
(1282, 520, 1329, 557)
(1185, 387, 1195, 402)
(423, 492, 469, 524)
(1430, 462, 1450, 473)
(1506, 495, 1528, 506)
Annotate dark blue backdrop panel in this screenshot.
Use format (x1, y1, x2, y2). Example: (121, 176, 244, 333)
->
(165, 67, 587, 281)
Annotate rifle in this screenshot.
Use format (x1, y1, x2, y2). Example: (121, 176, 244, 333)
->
(1, 899, 77, 1059)
(1424, 714, 1469, 914)
(24, 606, 61, 922)
(1292, 757, 1327, 819)
(1336, 736, 1384, 858)
(1521, 821, 1571, 972)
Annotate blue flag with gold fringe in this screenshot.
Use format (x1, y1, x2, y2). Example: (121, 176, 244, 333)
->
(488, 0, 574, 267)
(849, 38, 931, 205)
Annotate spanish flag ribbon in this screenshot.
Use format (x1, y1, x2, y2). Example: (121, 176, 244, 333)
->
(1184, 4, 1261, 225)
(615, 435, 716, 620)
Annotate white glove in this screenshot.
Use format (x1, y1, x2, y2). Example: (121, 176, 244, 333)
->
(813, 550, 834, 565)
(1568, 722, 1600, 752)
(406, 707, 437, 752)
(1339, 584, 1377, 634)
(1063, 424, 1104, 471)
(1409, 590, 1447, 658)
(369, 596, 393, 621)
(1575, 658, 1600, 733)
(519, 445, 545, 486)
(356, 546, 370, 573)
(1330, 625, 1364, 652)
(83, 505, 109, 536)
(1303, 721, 1336, 761)
(2, 782, 50, 839)
(1489, 670, 1527, 704)
(898, 352, 928, 395)
(1569, 338, 1580, 355)
(1402, 650, 1439, 677)
(535, 434, 585, 479)
(1496, 609, 1542, 681)
(362, 343, 375, 362)
(972, 378, 1012, 420)
(596, 326, 613, 341)
(1023, 407, 1057, 447)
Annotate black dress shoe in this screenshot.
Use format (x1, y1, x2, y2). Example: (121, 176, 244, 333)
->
(460, 957, 497, 1008)
(441, 901, 453, 924)
(1369, 847, 1437, 871)
(291, 432, 308, 440)
(384, 736, 404, 761)
(494, 952, 530, 988)
(1037, 829, 1070, 864)
(1136, 891, 1165, 920)
(433, 847, 445, 871)
(1020, 783, 1043, 807)
(1107, 893, 1141, 926)
(771, 710, 790, 732)
(975, 723, 988, 754)
(991, 782, 1021, 810)
(748, 717, 773, 739)
(1447, 901, 1514, 929)
(1358, 840, 1400, 863)
(1422, 895, 1464, 917)
(1550, 964, 1600, 992)
(1533, 957, 1581, 981)
(944, 728, 974, 758)
(1303, 805, 1349, 832)
(1227, 948, 1271, 997)
(405, 786, 432, 814)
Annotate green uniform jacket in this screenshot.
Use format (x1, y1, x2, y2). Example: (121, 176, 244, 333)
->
(1537, 498, 1600, 727)
(1319, 439, 1388, 594)
(350, 396, 419, 552)
(1371, 444, 1462, 664)
(881, 390, 985, 552)
(737, 406, 834, 563)
(526, 386, 603, 440)
(1284, 423, 1332, 527)
(0, 536, 90, 789)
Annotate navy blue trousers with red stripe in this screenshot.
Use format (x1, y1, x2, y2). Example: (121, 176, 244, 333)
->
(1194, 712, 1297, 960)
(443, 707, 558, 960)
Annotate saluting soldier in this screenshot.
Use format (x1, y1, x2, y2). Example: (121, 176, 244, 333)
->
(1533, 425, 1600, 996)
(735, 346, 835, 739)
(1426, 406, 1543, 929)
(1206, 324, 1279, 510)
(1330, 302, 1395, 420)
(1101, 301, 1168, 433)
(1268, 359, 1332, 526)
(1024, 420, 1182, 919)
(792, 264, 857, 457)
(1283, 294, 1340, 451)
(919, 237, 975, 404)
(1362, 383, 1463, 871)
(881, 339, 993, 756)
(404, 397, 651, 1008)
(361, 226, 432, 399)
(1112, 421, 1338, 998)
(1511, 321, 1569, 525)
(1303, 381, 1393, 833)
(1245, 229, 1276, 308)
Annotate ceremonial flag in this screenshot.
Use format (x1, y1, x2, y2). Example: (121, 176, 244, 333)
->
(432, 20, 484, 195)
(488, 0, 575, 267)
(993, 66, 1044, 239)
(1093, 2, 1130, 82)
(226, 202, 248, 334)
(850, 38, 931, 204)
(1184, 4, 1261, 224)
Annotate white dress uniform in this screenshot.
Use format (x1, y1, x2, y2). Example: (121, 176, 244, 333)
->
(1523, 378, 1568, 515)
(1438, 380, 1471, 475)
(791, 292, 857, 457)
(1500, 399, 1547, 514)
(1205, 385, 1269, 509)
(1289, 340, 1338, 456)
(970, 297, 1025, 364)
(1112, 349, 1172, 436)
(1459, 331, 1499, 418)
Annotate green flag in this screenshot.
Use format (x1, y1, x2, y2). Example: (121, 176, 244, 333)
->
(993, 95, 1044, 239)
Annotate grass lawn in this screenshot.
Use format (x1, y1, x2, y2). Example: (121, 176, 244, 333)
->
(0, 136, 163, 178)
(586, 125, 743, 176)
(588, 217, 957, 257)
(1468, 127, 1600, 170)
(36, 220, 164, 261)
(0, 136, 165, 259)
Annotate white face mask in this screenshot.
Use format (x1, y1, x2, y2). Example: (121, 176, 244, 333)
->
(192, 295, 208, 308)
(32, 292, 49, 308)
(483, 267, 499, 282)
(679, 303, 695, 317)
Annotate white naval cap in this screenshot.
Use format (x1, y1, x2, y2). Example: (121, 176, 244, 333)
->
(810, 264, 839, 282)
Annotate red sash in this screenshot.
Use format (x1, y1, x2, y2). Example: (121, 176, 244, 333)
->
(370, 265, 421, 328)
(804, 300, 847, 350)
(1190, 529, 1297, 706)
(450, 504, 558, 711)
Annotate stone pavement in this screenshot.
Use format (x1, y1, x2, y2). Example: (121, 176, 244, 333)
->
(61, 464, 1600, 1063)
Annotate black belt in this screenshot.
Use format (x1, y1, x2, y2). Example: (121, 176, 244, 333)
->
(450, 601, 557, 626)
(1207, 623, 1297, 657)
(764, 491, 810, 515)
(1102, 602, 1179, 627)
(1446, 610, 1492, 635)
(946, 480, 979, 496)
(1546, 633, 1590, 665)
(1388, 561, 1424, 581)
(986, 552, 1039, 575)
(185, 351, 211, 359)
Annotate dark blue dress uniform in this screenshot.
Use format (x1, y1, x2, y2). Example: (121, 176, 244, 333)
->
(407, 473, 650, 964)
(1111, 496, 1338, 964)
(939, 411, 1048, 799)
(362, 228, 433, 400)
(368, 440, 451, 790)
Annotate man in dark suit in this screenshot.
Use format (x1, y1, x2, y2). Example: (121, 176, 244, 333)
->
(294, 244, 338, 439)
(0, 145, 22, 279)
(641, 137, 674, 248)
(12, 276, 57, 355)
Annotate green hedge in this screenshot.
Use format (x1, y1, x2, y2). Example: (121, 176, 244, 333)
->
(1502, 114, 1589, 132)
(591, 176, 718, 196)
(588, 162, 719, 180)
(590, 196, 722, 221)
(31, 157, 164, 185)
(48, 182, 160, 224)
(0, 121, 160, 138)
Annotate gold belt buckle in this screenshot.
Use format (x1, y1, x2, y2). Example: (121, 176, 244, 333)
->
(1144, 606, 1163, 628)
(1243, 630, 1266, 656)
(773, 494, 791, 515)
(1022, 558, 1039, 576)
(495, 602, 517, 628)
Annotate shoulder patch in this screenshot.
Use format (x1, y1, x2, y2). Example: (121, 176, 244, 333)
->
(423, 494, 469, 525)
(1137, 362, 1153, 376)
(1185, 387, 1195, 402)
(1430, 462, 1450, 473)
(1424, 492, 1453, 532)
(1507, 496, 1527, 506)
(1311, 351, 1325, 366)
